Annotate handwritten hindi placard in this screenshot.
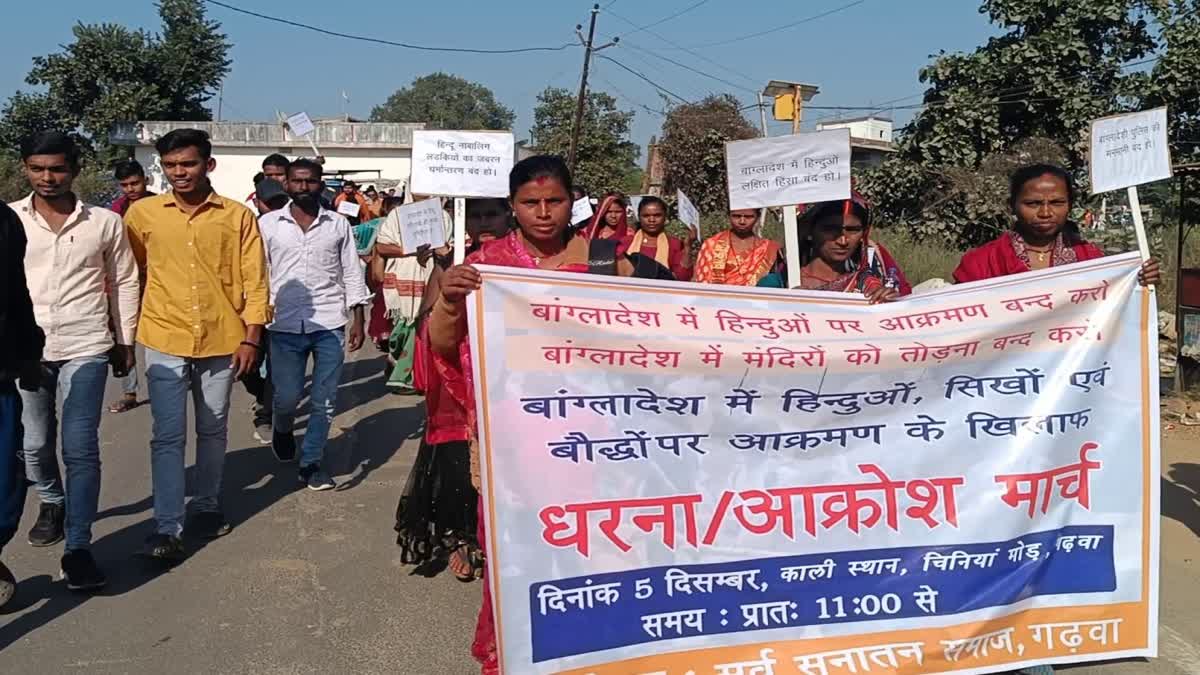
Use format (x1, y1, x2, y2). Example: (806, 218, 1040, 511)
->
(1090, 108, 1173, 194)
(410, 130, 514, 198)
(395, 198, 447, 252)
(571, 197, 594, 225)
(286, 111, 315, 138)
(725, 129, 852, 210)
(336, 200, 360, 218)
(468, 254, 1159, 674)
(676, 189, 700, 234)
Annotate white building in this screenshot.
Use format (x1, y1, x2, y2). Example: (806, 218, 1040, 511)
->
(816, 114, 893, 143)
(815, 115, 897, 168)
(109, 119, 426, 200)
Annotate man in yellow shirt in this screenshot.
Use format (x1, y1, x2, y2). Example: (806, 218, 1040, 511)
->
(125, 129, 270, 561)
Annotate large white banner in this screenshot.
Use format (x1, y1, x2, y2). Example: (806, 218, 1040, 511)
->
(468, 254, 1159, 674)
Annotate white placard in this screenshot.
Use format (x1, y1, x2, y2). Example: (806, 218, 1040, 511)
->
(725, 128, 851, 210)
(396, 198, 448, 252)
(571, 197, 594, 225)
(286, 111, 315, 138)
(627, 194, 647, 222)
(410, 130, 514, 198)
(336, 200, 361, 217)
(676, 189, 700, 234)
(1090, 107, 1172, 194)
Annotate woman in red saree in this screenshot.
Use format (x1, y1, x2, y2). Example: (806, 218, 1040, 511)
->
(758, 195, 910, 301)
(693, 208, 780, 286)
(427, 156, 670, 675)
(621, 195, 696, 281)
(583, 192, 631, 243)
(954, 164, 1159, 285)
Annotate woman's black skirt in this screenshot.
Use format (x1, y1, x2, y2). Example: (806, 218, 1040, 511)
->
(395, 439, 479, 567)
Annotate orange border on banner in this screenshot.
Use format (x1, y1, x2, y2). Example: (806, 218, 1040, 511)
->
(554, 602, 1148, 675)
(472, 261, 1155, 675)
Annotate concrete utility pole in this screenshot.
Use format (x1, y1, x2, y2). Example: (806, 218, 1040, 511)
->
(568, 4, 617, 172)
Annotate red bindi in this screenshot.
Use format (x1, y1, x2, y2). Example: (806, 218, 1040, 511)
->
(535, 176, 548, 185)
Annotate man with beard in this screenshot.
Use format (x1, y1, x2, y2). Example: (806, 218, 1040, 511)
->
(257, 159, 369, 490)
(124, 129, 269, 560)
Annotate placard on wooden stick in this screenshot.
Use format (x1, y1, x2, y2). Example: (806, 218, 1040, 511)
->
(725, 129, 851, 211)
(285, 111, 320, 157)
(725, 129, 852, 288)
(1089, 107, 1173, 262)
(410, 130, 514, 199)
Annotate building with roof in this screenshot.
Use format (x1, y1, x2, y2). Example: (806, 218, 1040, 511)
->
(109, 119, 426, 201)
(815, 114, 898, 168)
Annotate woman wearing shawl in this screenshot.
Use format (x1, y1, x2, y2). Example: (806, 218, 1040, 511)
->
(621, 196, 696, 281)
(955, 165, 1157, 675)
(375, 196, 451, 393)
(759, 194, 912, 301)
(693, 208, 780, 286)
(427, 156, 671, 675)
(394, 198, 512, 583)
(954, 164, 1159, 285)
(585, 192, 631, 243)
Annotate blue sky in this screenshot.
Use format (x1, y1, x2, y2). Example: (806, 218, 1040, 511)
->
(0, 1, 998, 155)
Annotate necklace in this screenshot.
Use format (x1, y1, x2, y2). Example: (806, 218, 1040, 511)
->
(1026, 245, 1052, 264)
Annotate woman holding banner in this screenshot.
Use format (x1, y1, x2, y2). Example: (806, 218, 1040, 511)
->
(394, 198, 512, 582)
(584, 191, 631, 243)
(693, 208, 780, 286)
(428, 156, 671, 675)
(955, 164, 1158, 675)
(758, 194, 911, 301)
(954, 164, 1160, 285)
(622, 196, 696, 281)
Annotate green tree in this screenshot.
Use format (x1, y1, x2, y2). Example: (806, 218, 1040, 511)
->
(858, 0, 1188, 247)
(0, 0, 230, 159)
(370, 72, 515, 130)
(657, 94, 758, 214)
(530, 87, 639, 194)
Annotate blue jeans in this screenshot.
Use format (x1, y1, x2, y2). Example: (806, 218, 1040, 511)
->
(122, 369, 138, 396)
(0, 382, 25, 556)
(20, 356, 109, 550)
(145, 348, 235, 537)
(271, 329, 345, 468)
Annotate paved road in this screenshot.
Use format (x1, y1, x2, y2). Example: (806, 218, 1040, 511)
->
(0, 349, 480, 673)
(1, 349, 1198, 674)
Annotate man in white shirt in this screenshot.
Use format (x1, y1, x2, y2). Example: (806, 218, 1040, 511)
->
(11, 132, 139, 590)
(258, 158, 370, 490)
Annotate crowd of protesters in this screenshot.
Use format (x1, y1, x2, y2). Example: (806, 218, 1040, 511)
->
(0, 130, 1160, 675)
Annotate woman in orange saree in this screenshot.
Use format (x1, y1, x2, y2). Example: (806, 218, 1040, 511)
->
(693, 208, 779, 286)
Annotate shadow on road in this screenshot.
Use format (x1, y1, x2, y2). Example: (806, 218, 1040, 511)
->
(1162, 462, 1200, 537)
(0, 354, 421, 650)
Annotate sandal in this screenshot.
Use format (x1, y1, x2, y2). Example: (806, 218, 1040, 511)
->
(449, 543, 482, 583)
(108, 395, 140, 414)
